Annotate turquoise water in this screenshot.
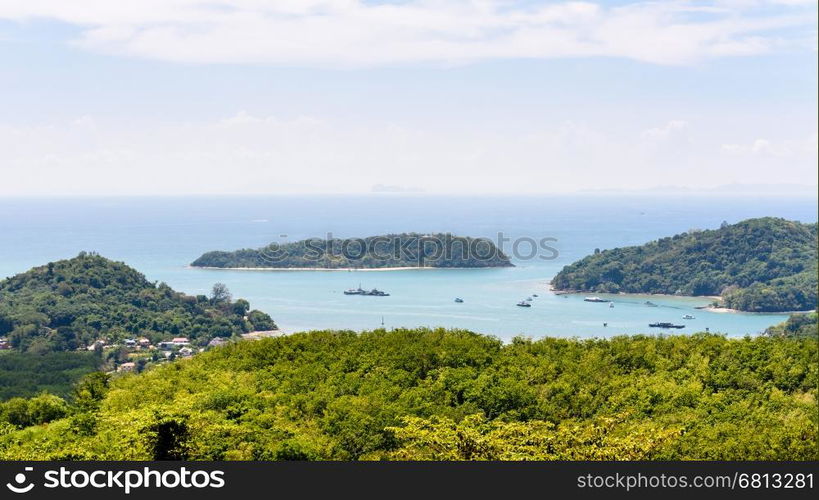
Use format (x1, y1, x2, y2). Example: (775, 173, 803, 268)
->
(0, 195, 815, 340)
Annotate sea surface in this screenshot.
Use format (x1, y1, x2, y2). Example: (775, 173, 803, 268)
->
(0, 194, 816, 340)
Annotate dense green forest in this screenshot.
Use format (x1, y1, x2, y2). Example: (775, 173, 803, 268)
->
(551, 218, 818, 312)
(0, 352, 99, 400)
(0, 253, 276, 353)
(1, 328, 815, 460)
(191, 233, 513, 269)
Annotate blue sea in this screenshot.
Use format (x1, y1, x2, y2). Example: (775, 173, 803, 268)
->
(0, 195, 816, 340)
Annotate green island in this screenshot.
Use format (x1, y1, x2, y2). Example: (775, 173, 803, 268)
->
(0, 253, 276, 398)
(191, 233, 514, 269)
(0, 324, 815, 460)
(551, 217, 818, 313)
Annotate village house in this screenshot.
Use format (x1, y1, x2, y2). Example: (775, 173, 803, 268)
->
(117, 362, 136, 373)
(207, 337, 228, 348)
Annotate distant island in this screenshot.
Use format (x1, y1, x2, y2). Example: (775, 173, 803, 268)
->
(551, 217, 818, 313)
(191, 233, 514, 269)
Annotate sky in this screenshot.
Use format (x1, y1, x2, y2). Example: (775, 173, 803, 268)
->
(0, 0, 817, 196)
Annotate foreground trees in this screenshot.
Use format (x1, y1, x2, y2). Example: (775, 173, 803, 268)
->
(1, 327, 815, 460)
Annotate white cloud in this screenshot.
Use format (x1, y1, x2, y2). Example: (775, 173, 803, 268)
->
(720, 134, 818, 157)
(641, 120, 689, 141)
(0, 1, 815, 66)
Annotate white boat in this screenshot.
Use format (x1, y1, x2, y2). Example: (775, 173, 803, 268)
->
(584, 296, 610, 303)
(682, 314, 695, 320)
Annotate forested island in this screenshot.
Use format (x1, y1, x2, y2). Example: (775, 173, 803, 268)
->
(0, 326, 815, 460)
(551, 218, 818, 312)
(0, 253, 276, 397)
(191, 233, 514, 269)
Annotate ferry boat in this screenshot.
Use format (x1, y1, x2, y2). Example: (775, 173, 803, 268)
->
(649, 322, 685, 329)
(344, 286, 390, 296)
(584, 296, 610, 303)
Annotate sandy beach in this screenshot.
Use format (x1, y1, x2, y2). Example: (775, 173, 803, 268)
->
(701, 306, 813, 315)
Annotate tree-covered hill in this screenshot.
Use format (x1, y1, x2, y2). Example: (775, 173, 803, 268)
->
(765, 312, 818, 339)
(191, 233, 513, 269)
(0, 253, 276, 353)
(0, 328, 815, 460)
(551, 218, 818, 312)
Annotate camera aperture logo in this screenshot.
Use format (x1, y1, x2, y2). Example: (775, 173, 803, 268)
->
(6, 466, 225, 495)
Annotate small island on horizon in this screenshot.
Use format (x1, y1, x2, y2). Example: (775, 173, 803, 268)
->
(551, 217, 818, 313)
(191, 233, 515, 270)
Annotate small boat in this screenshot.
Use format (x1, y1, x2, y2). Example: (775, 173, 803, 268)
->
(603, 322, 608, 327)
(649, 322, 685, 329)
(454, 298, 464, 303)
(525, 297, 533, 302)
(344, 285, 389, 296)
(516, 301, 531, 307)
(609, 303, 614, 308)
(682, 314, 695, 320)
(584, 296, 610, 303)
(532, 294, 539, 297)
(644, 301, 658, 307)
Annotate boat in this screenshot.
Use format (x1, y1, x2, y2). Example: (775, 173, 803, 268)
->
(525, 297, 533, 302)
(584, 296, 610, 303)
(648, 322, 685, 329)
(532, 294, 539, 297)
(609, 303, 614, 308)
(682, 314, 695, 320)
(516, 301, 531, 307)
(344, 285, 389, 296)
(644, 301, 658, 307)
(454, 298, 464, 303)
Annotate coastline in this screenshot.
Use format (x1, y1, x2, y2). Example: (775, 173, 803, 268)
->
(701, 306, 813, 315)
(189, 265, 506, 272)
(549, 287, 812, 314)
(548, 286, 720, 302)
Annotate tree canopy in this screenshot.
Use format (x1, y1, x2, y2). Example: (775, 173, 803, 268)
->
(1, 328, 814, 460)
